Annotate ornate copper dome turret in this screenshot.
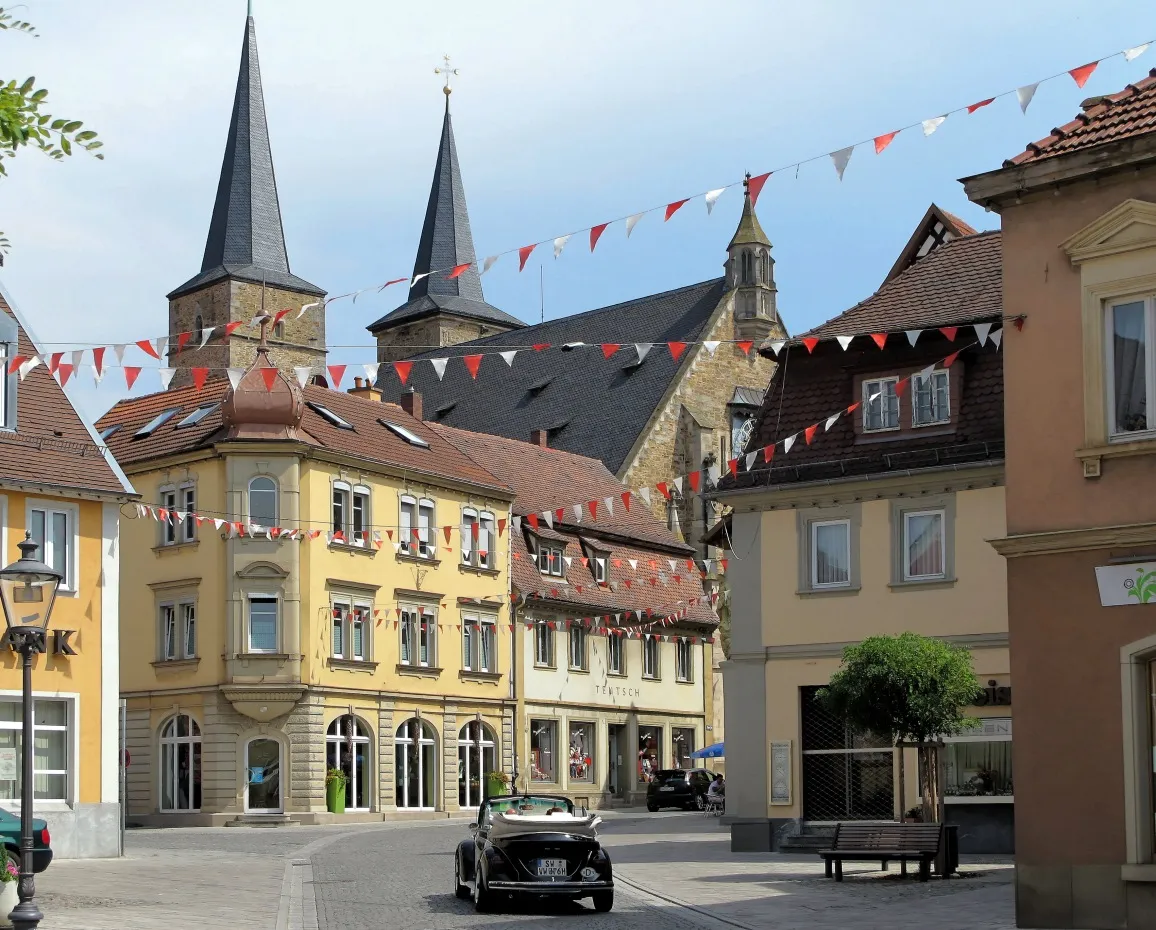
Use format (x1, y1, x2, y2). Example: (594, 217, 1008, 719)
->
(220, 318, 305, 440)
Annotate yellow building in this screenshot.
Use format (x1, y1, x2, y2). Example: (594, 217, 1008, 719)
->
(97, 343, 517, 823)
(0, 284, 136, 857)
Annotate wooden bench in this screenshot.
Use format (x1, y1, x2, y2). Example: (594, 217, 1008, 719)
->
(817, 822, 942, 882)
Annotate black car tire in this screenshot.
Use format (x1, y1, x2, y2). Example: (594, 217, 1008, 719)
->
(646, 802, 659, 812)
(454, 856, 470, 900)
(592, 890, 614, 912)
(694, 794, 705, 810)
(474, 867, 492, 913)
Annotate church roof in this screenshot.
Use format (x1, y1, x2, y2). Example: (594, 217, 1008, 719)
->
(368, 102, 524, 333)
(168, 14, 323, 301)
(376, 278, 726, 476)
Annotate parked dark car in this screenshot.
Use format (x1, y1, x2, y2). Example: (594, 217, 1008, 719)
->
(0, 807, 52, 872)
(454, 794, 613, 913)
(646, 768, 715, 811)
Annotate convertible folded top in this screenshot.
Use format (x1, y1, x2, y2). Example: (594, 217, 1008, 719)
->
(489, 812, 602, 840)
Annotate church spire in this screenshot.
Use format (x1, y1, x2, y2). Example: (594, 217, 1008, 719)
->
(168, 8, 322, 300)
(725, 174, 779, 341)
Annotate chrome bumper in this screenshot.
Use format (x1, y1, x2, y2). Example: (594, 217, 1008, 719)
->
(488, 879, 613, 894)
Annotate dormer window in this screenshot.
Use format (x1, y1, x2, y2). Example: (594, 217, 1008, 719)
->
(593, 555, 608, 584)
(862, 378, 900, 432)
(537, 545, 564, 577)
(912, 369, 950, 427)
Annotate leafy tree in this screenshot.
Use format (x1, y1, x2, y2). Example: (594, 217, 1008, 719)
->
(819, 632, 981, 822)
(0, 6, 103, 253)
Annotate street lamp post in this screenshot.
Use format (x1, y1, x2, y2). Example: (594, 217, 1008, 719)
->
(0, 534, 62, 930)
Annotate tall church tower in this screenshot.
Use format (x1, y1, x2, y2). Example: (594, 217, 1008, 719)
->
(368, 73, 523, 365)
(166, 9, 326, 386)
(724, 174, 780, 343)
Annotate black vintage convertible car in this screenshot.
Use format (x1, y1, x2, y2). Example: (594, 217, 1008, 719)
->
(454, 794, 614, 913)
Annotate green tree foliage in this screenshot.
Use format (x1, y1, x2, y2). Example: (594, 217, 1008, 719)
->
(0, 6, 103, 252)
(819, 632, 981, 744)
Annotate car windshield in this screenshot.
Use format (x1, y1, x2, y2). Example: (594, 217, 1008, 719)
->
(482, 796, 574, 825)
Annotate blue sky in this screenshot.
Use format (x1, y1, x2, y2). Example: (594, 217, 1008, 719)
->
(0, 0, 1153, 421)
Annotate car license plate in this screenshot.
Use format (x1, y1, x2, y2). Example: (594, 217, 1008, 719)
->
(659, 786, 675, 791)
(537, 859, 568, 878)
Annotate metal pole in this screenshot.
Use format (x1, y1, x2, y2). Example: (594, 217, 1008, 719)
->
(10, 635, 42, 929)
(119, 699, 127, 858)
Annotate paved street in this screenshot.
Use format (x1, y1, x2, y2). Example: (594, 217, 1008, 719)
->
(31, 811, 1026, 930)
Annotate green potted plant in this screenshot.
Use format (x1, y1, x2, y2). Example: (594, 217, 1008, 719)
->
(486, 770, 511, 799)
(325, 767, 348, 815)
(0, 847, 19, 927)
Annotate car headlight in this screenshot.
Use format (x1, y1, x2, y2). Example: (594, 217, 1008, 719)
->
(580, 866, 599, 881)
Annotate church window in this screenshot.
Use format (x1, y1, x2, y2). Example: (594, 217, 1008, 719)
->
(741, 251, 754, 285)
(193, 314, 204, 345)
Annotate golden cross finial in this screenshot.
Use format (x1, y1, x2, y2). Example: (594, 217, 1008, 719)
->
(435, 54, 458, 96)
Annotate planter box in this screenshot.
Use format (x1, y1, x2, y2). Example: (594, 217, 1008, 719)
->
(326, 780, 347, 815)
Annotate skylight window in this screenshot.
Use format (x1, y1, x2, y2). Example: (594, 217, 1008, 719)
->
(379, 419, 430, 448)
(176, 403, 219, 428)
(307, 402, 354, 431)
(99, 424, 121, 441)
(134, 408, 181, 438)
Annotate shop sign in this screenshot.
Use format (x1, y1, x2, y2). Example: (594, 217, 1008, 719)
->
(0, 629, 77, 655)
(0, 748, 16, 781)
(972, 680, 1011, 707)
(593, 683, 642, 701)
(1096, 563, 1156, 606)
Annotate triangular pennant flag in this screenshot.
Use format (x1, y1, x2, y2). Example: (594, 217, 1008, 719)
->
(634, 343, 652, 363)
(393, 361, 412, 385)
(768, 340, 785, 356)
(1069, 62, 1098, 88)
(573, 504, 583, 523)
(625, 213, 644, 237)
(702, 340, 720, 356)
(804, 424, 819, 445)
(846, 401, 860, 415)
(430, 358, 449, 381)
(1016, 83, 1039, 114)
(638, 487, 651, 506)
(688, 471, 701, 493)
(745, 449, 758, 470)
(967, 97, 995, 114)
(47, 352, 62, 374)
(783, 434, 796, 454)
(940, 326, 958, 342)
(123, 366, 141, 389)
(667, 341, 688, 362)
(154, 337, 168, 360)
(836, 335, 853, 351)
(70, 349, 83, 373)
(481, 255, 499, 274)
(762, 443, 774, 463)
(526, 513, 539, 530)
(327, 365, 346, 389)
(664, 198, 689, 221)
(1124, 43, 1150, 62)
(5, 355, 25, 376)
(621, 491, 631, 511)
(260, 368, 278, 392)
(873, 131, 898, 154)
(870, 332, 887, 349)
(704, 188, 725, 214)
(56, 364, 75, 387)
(198, 326, 216, 350)
(227, 368, 245, 390)
(825, 412, 841, 431)
(294, 366, 312, 388)
(499, 350, 518, 367)
(943, 350, 961, 368)
(533, 343, 550, 352)
(589, 223, 609, 251)
(587, 499, 598, 520)
(542, 509, 554, 529)
(362, 362, 380, 384)
(223, 320, 245, 339)
(906, 330, 922, 346)
(448, 262, 472, 279)
(553, 234, 571, 258)
(463, 355, 483, 379)
(191, 368, 209, 391)
(895, 377, 911, 397)
(830, 146, 854, 181)
(158, 368, 175, 389)
(737, 340, 754, 356)
(656, 482, 670, 500)
(135, 339, 160, 360)
(410, 272, 430, 288)
(297, 299, 323, 319)
(603, 496, 614, 517)
(600, 344, 620, 359)
(802, 337, 819, 353)
(748, 171, 770, 206)
(518, 244, 537, 271)
(973, 322, 992, 346)
(922, 115, 947, 136)
(727, 458, 738, 477)
(990, 329, 1003, 350)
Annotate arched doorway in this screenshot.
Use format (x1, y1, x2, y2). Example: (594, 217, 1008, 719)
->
(246, 737, 282, 812)
(326, 715, 371, 811)
(159, 714, 201, 812)
(457, 720, 496, 808)
(395, 718, 437, 810)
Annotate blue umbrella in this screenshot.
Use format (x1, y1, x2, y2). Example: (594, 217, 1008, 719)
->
(690, 742, 724, 759)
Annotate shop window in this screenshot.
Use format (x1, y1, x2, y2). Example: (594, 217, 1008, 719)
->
(569, 722, 594, 782)
(0, 699, 70, 802)
(462, 615, 496, 673)
(676, 638, 693, 682)
(943, 725, 1013, 798)
(607, 634, 625, 675)
(395, 718, 437, 809)
(569, 626, 587, 671)
(159, 714, 201, 812)
(458, 720, 496, 808)
(246, 738, 282, 813)
(673, 728, 695, 769)
(248, 476, 278, 528)
(399, 607, 435, 667)
(530, 720, 557, 782)
(534, 621, 555, 668)
(327, 715, 371, 811)
(638, 726, 661, 783)
(643, 635, 660, 679)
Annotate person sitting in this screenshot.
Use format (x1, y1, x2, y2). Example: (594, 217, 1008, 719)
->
(708, 774, 725, 798)
(546, 806, 564, 815)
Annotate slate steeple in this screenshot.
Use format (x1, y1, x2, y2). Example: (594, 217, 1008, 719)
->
(167, 10, 322, 301)
(724, 174, 779, 342)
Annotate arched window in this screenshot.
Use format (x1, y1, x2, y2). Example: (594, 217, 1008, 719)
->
(159, 714, 201, 812)
(458, 721, 497, 807)
(741, 250, 754, 285)
(193, 314, 204, 345)
(395, 718, 437, 809)
(326, 715, 371, 811)
(249, 476, 278, 527)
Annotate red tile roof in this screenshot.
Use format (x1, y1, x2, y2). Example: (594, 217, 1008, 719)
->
(1009, 69, 1156, 165)
(802, 231, 1001, 339)
(96, 381, 510, 495)
(0, 291, 132, 497)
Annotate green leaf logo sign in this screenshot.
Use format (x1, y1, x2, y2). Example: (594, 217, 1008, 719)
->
(1127, 567, 1156, 604)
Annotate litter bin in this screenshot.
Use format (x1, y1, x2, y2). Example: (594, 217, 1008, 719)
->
(936, 824, 959, 877)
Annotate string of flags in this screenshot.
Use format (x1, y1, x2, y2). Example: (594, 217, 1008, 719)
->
(25, 39, 1151, 362)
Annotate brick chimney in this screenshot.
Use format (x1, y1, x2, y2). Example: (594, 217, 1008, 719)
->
(531, 429, 548, 447)
(401, 388, 423, 421)
(347, 377, 382, 403)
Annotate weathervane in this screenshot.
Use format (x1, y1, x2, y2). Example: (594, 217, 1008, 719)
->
(435, 54, 459, 96)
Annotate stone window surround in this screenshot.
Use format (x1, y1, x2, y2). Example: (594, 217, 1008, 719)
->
(157, 480, 197, 548)
(642, 635, 661, 680)
(461, 611, 498, 676)
(330, 596, 374, 663)
(1121, 632, 1156, 880)
(607, 630, 626, 676)
(247, 474, 279, 528)
(238, 730, 289, 814)
(460, 506, 496, 570)
(398, 493, 436, 560)
(532, 617, 556, 669)
(148, 578, 201, 666)
(675, 637, 694, 683)
(397, 600, 438, 670)
(795, 503, 862, 596)
(331, 478, 372, 544)
(888, 493, 957, 589)
(568, 626, 588, 672)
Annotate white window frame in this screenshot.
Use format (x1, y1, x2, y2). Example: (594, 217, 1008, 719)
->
(327, 715, 372, 812)
(331, 601, 347, 659)
(462, 614, 496, 673)
(417, 499, 434, 558)
(26, 499, 79, 593)
(902, 509, 947, 581)
(161, 603, 177, 660)
(607, 633, 625, 675)
(182, 602, 196, 659)
(569, 625, 587, 671)
(862, 377, 900, 433)
(0, 693, 77, 807)
(352, 485, 371, 541)
(538, 546, 563, 577)
(399, 606, 435, 667)
(1105, 295, 1156, 441)
(333, 481, 351, 537)
(180, 483, 196, 542)
(810, 519, 852, 589)
(246, 593, 279, 654)
(159, 713, 201, 813)
(248, 476, 279, 528)
(911, 369, 951, 427)
(461, 508, 496, 569)
(160, 488, 179, 546)
(643, 635, 660, 680)
(676, 638, 693, 682)
(534, 621, 555, 668)
(593, 555, 608, 585)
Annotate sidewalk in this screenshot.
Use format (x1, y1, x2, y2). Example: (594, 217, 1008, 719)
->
(601, 814, 1018, 930)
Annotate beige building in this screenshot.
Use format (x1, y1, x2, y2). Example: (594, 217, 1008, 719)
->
(712, 207, 1013, 853)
